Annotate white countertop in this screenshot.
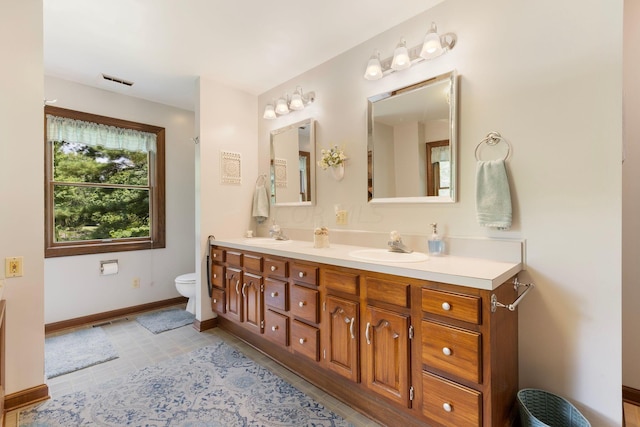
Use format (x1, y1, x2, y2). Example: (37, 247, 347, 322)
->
(212, 238, 523, 290)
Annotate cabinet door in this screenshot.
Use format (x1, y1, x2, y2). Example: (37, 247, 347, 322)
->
(243, 273, 263, 333)
(323, 295, 359, 382)
(363, 305, 411, 408)
(226, 268, 243, 322)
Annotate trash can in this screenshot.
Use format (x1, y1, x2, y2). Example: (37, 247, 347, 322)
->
(517, 388, 590, 427)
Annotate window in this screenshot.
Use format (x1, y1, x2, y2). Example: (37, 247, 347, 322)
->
(45, 106, 165, 257)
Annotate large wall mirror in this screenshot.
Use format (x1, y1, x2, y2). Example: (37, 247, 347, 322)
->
(367, 70, 457, 203)
(270, 118, 316, 206)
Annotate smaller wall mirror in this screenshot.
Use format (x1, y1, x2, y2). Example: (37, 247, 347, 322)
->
(270, 118, 316, 206)
(367, 70, 457, 203)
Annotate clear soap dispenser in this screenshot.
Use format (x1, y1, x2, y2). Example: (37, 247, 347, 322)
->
(428, 223, 444, 256)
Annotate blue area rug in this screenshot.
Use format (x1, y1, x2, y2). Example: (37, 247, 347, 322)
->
(135, 308, 195, 334)
(45, 327, 118, 379)
(20, 340, 352, 426)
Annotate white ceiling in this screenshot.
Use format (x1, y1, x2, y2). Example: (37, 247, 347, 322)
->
(43, 0, 444, 111)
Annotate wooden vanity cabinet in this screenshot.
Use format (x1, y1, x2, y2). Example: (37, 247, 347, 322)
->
(210, 245, 519, 427)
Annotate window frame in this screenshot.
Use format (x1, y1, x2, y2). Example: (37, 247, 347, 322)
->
(44, 106, 166, 258)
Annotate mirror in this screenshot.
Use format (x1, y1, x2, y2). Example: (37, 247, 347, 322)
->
(270, 118, 316, 206)
(367, 70, 457, 203)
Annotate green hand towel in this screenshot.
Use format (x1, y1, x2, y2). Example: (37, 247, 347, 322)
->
(476, 159, 512, 230)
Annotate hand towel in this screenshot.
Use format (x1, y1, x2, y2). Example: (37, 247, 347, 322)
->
(252, 182, 270, 224)
(475, 159, 512, 230)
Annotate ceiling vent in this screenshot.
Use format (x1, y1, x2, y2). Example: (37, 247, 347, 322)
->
(101, 73, 134, 87)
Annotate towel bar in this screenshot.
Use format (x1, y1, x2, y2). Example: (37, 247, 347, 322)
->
(491, 277, 534, 312)
(475, 131, 512, 161)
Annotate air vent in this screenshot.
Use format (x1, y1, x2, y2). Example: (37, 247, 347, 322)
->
(101, 73, 134, 87)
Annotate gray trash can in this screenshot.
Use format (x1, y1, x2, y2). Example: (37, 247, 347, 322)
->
(517, 388, 590, 427)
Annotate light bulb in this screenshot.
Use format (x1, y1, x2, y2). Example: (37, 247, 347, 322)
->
(263, 104, 276, 119)
(364, 52, 383, 80)
(290, 88, 304, 110)
(391, 38, 411, 71)
(420, 22, 444, 59)
(275, 97, 289, 115)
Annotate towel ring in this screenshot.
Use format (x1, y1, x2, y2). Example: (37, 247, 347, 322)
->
(475, 131, 512, 161)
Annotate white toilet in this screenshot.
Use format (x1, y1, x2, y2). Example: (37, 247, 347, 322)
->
(175, 272, 196, 314)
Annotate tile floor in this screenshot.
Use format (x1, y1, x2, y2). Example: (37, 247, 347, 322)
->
(6, 307, 381, 427)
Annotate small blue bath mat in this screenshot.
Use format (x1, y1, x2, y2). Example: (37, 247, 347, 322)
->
(45, 327, 119, 379)
(135, 308, 195, 334)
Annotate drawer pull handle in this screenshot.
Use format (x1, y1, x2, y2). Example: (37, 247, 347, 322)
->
(213, 273, 217, 279)
(271, 292, 278, 298)
(299, 338, 306, 345)
(442, 347, 452, 356)
(298, 301, 306, 307)
(270, 266, 277, 272)
(213, 254, 217, 258)
(365, 322, 371, 345)
(442, 302, 451, 311)
(271, 325, 278, 332)
(213, 298, 217, 303)
(298, 271, 305, 278)
(443, 403, 452, 412)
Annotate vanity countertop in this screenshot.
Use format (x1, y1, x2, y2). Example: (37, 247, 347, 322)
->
(212, 238, 523, 290)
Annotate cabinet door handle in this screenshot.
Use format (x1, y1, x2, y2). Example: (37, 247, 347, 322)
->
(298, 301, 306, 307)
(442, 347, 452, 356)
(242, 283, 247, 297)
(365, 322, 371, 345)
(443, 403, 453, 412)
(349, 317, 356, 340)
(270, 292, 278, 298)
(235, 281, 240, 294)
(442, 302, 451, 311)
(270, 266, 277, 272)
(299, 338, 306, 345)
(298, 271, 305, 278)
(271, 325, 278, 332)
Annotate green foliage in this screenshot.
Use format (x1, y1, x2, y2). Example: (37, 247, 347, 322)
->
(52, 141, 151, 242)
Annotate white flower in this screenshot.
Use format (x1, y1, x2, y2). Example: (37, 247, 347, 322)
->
(318, 145, 347, 170)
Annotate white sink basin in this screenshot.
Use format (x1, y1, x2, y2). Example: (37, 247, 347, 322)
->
(349, 249, 428, 263)
(242, 237, 292, 245)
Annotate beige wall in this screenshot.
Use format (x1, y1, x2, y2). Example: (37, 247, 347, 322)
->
(257, 1, 623, 425)
(0, 0, 45, 394)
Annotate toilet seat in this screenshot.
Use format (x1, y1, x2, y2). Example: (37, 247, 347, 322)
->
(175, 272, 196, 284)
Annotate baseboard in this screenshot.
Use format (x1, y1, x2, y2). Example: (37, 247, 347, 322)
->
(193, 317, 217, 332)
(4, 384, 49, 413)
(45, 297, 188, 333)
(623, 385, 640, 405)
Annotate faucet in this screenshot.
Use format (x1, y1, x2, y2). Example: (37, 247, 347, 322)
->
(269, 220, 289, 240)
(387, 230, 413, 253)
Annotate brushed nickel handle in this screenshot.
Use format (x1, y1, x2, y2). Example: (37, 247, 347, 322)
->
(213, 253, 217, 258)
(442, 347, 452, 356)
(235, 281, 240, 294)
(442, 302, 451, 311)
(299, 338, 306, 345)
(349, 317, 356, 340)
(271, 325, 278, 332)
(298, 271, 305, 278)
(213, 273, 217, 279)
(443, 403, 452, 412)
(270, 266, 276, 272)
(270, 292, 278, 298)
(298, 301, 306, 308)
(242, 283, 247, 297)
(213, 298, 217, 303)
(365, 322, 371, 345)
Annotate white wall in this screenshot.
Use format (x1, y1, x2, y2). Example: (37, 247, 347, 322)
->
(623, 0, 640, 391)
(43, 77, 196, 323)
(0, 0, 45, 395)
(256, 1, 622, 425)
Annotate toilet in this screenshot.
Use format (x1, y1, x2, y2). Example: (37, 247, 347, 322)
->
(175, 272, 196, 314)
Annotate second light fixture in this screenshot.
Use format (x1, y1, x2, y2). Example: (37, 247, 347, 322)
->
(263, 86, 315, 120)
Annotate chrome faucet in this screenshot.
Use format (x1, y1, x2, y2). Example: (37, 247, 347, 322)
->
(387, 231, 413, 253)
(269, 220, 289, 240)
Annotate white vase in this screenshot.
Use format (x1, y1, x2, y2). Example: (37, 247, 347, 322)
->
(331, 164, 344, 181)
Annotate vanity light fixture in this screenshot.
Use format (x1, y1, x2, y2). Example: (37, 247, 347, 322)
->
(363, 21, 456, 80)
(263, 86, 316, 120)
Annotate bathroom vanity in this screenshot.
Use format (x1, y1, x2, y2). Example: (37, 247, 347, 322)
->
(209, 238, 522, 427)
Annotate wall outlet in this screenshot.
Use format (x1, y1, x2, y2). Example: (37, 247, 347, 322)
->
(5, 256, 23, 278)
(132, 277, 140, 288)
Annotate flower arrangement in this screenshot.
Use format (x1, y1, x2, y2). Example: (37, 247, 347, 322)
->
(318, 145, 346, 170)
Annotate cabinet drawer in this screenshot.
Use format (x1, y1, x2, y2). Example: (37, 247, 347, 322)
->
(290, 285, 319, 323)
(244, 254, 263, 273)
(264, 309, 289, 347)
(211, 288, 226, 314)
(422, 372, 481, 427)
(265, 278, 288, 311)
(226, 251, 243, 268)
(323, 269, 359, 295)
(265, 258, 288, 279)
(422, 288, 481, 325)
(291, 263, 318, 286)
(211, 248, 225, 263)
(291, 320, 320, 361)
(211, 264, 224, 289)
(365, 277, 410, 308)
(421, 320, 482, 383)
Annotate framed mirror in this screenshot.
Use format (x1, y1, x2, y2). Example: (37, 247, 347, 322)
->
(367, 70, 457, 203)
(270, 118, 316, 206)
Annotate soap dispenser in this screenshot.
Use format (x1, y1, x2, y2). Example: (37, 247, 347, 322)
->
(428, 223, 444, 256)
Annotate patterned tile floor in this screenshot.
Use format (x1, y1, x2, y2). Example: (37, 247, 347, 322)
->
(7, 307, 382, 427)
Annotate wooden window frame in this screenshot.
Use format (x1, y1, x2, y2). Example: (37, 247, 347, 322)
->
(44, 106, 166, 258)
